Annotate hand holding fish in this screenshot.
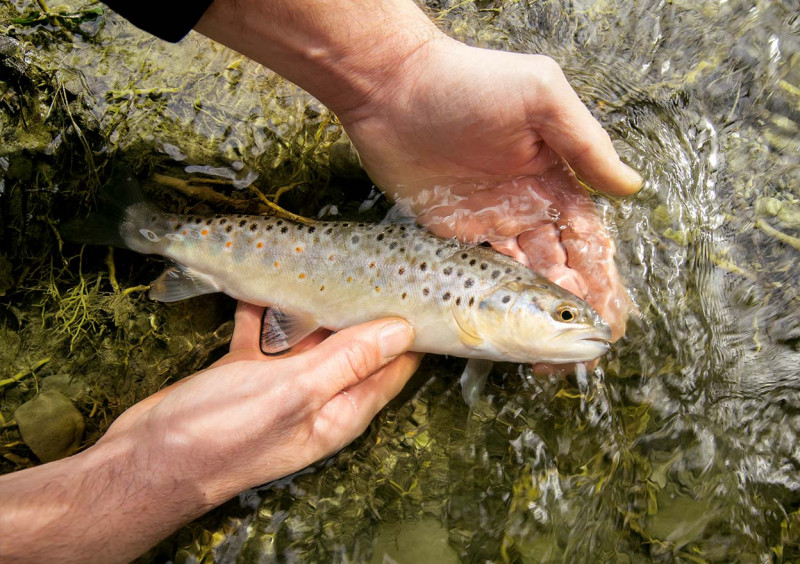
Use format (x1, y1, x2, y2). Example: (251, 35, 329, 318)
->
(0, 304, 420, 563)
(196, 0, 640, 341)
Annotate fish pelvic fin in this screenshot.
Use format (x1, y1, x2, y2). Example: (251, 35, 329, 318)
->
(460, 358, 494, 406)
(149, 263, 220, 302)
(60, 166, 157, 249)
(260, 307, 319, 355)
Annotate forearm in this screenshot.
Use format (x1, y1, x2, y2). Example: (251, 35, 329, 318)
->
(0, 438, 211, 563)
(194, 0, 445, 117)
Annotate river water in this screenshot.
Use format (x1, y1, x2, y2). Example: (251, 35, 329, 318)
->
(1, 0, 799, 561)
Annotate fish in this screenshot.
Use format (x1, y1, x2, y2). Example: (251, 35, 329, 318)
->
(63, 172, 612, 404)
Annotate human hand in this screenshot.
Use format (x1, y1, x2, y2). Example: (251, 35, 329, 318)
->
(339, 38, 639, 339)
(100, 303, 421, 503)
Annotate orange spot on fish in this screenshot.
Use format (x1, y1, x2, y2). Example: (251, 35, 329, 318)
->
(201, 229, 208, 236)
(375, 286, 381, 292)
(347, 276, 353, 283)
(319, 285, 325, 292)
(329, 255, 335, 261)
(369, 262, 375, 269)
(225, 241, 232, 248)
(274, 261, 280, 268)
(182, 230, 188, 236)
(295, 247, 303, 253)
(256, 242, 263, 248)
(298, 273, 306, 279)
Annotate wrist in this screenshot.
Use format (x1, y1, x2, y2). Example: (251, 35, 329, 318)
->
(195, 0, 446, 116)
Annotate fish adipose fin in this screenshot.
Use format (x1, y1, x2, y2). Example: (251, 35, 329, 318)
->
(460, 358, 494, 406)
(150, 263, 220, 302)
(260, 307, 319, 355)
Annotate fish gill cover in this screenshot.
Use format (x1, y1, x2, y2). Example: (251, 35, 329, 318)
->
(0, 0, 799, 561)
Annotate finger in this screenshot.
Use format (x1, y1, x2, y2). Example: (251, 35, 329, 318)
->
(320, 351, 423, 440)
(229, 302, 265, 352)
(297, 318, 415, 404)
(529, 56, 642, 197)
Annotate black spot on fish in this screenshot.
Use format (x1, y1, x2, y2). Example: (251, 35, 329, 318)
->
(491, 270, 500, 279)
(505, 267, 512, 274)
(456, 297, 462, 306)
(219, 219, 227, 225)
(266, 225, 273, 231)
(358, 223, 365, 227)
(206, 218, 214, 225)
(389, 242, 398, 250)
(250, 223, 258, 231)
(377, 234, 385, 241)
(515, 276, 522, 281)
(398, 267, 405, 275)
(443, 267, 453, 275)
(401, 292, 408, 299)
(469, 259, 477, 266)
(277, 220, 283, 225)
(174, 223, 183, 230)
(469, 297, 475, 307)
(195, 218, 203, 224)
(308, 226, 316, 233)
(151, 215, 158, 221)
(480, 263, 488, 270)
(457, 269, 464, 277)
(225, 225, 233, 233)
(398, 248, 405, 254)
(239, 219, 247, 227)
(352, 235, 360, 244)
(420, 262, 428, 271)
(281, 227, 289, 234)
(464, 278, 474, 288)
(423, 288, 430, 296)
(461, 253, 468, 260)
(436, 249, 445, 257)
(386, 228, 394, 234)
(325, 227, 333, 235)
(442, 292, 451, 301)
(400, 226, 407, 231)
(297, 224, 304, 230)
(401, 233, 409, 239)
(502, 295, 511, 304)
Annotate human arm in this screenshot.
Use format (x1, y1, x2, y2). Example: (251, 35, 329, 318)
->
(0, 305, 420, 563)
(193, 0, 639, 338)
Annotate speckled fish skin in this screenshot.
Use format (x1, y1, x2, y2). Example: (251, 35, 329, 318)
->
(121, 202, 612, 365)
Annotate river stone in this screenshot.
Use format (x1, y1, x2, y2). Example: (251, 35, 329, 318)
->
(14, 390, 85, 462)
(41, 373, 86, 401)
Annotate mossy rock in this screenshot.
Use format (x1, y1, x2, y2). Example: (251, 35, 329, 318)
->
(14, 390, 85, 463)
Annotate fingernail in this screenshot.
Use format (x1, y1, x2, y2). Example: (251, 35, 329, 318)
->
(379, 321, 414, 358)
(622, 162, 644, 193)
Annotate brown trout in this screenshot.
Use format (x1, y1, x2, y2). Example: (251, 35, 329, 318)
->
(65, 173, 612, 403)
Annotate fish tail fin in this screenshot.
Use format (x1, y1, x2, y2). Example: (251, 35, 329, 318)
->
(60, 167, 158, 249)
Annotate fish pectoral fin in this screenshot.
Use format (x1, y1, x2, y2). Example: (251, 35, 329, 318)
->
(452, 305, 483, 348)
(460, 358, 494, 406)
(260, 307, 319, 355)
(149, 263, 220, 302)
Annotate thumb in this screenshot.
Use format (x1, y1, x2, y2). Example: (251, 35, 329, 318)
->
(530, 57, 643, 197)
(298, 318, 415, 400)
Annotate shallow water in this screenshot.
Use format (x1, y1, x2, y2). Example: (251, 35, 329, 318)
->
(1, 0, 799, 561)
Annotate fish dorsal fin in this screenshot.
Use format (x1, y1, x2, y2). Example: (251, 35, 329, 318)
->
(452, 303, 483, 348)
(260, 307, 319, 355)
(460, 358, 494, 406)
(149, 263, 220, 302)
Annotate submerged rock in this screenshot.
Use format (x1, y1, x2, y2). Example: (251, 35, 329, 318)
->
(14, 390, 85, 463)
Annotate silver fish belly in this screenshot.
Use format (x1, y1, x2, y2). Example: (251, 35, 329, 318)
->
(120, 202, 611, 365)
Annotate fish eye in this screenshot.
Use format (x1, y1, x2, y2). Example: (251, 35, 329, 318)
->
(555, 305, 578, 323)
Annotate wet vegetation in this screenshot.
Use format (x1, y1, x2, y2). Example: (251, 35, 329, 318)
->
(1, 0, 799, 561)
